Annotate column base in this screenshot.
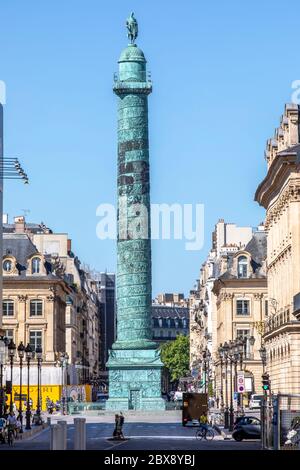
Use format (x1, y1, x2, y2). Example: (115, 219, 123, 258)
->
(106, 347, 165, 411)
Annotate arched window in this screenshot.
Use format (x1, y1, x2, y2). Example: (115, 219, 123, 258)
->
(238, 256, 248, 278)
(3, 259, 13, 273)
(32, 257, 41, 274)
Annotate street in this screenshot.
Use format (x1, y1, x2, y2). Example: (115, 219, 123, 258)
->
(0, 419, 261, 451)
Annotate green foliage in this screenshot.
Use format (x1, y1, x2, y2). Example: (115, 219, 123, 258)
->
(160, 335, 190, 382)
(208, 381, 214, 397)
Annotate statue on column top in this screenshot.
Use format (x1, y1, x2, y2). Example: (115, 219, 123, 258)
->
(126, 12, 138, 44)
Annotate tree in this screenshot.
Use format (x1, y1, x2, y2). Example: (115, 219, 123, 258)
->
(160, 335, 190, 383)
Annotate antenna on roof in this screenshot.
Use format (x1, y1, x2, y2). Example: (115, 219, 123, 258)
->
(21, 209, 30, 218)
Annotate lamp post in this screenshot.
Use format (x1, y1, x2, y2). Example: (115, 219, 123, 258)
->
(17, 341, 25, 433)
(0, 336, 9, 418)
(218, 346, 225, 415)
(8, 339, 16, 413)
(259, 345, 267, 374)
(25, 343, 33, 430)
(236, 336, 245, 412)
(228, 341, 235, 431)
(223, 341, 230, 429)
(58, 352, 69, 415)
(35, 345, 43, 424)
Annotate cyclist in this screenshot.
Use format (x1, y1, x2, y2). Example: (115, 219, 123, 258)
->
(0, 416, 7, 444)
(7, 412, 17, 443)
(199, 412, 208, 432)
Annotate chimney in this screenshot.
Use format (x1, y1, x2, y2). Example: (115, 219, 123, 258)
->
(2, 213, 8, 224)
(14, 216, 25, 233)
(67, 239, 72, 253)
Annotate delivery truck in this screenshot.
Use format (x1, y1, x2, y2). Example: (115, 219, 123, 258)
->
(182, 392, 208, 426)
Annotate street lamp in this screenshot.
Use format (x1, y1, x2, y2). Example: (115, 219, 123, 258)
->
(0, 336, 9, 418)
(25, 343, 33, 430)
(35, 345, 43, 424)
(58, 352, 69, 415)
(8, 339, 16, 413)
(222, 341, 230, 429)
(228, 341, 235, 431)
(259, 345, 267, 373)
(218, 346, 225, 415)
(17, 341, 25, 433)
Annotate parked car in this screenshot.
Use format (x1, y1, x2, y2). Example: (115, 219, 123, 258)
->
(249, 394, 264, 409)
(96, 393, 109, 402)
(232, 416, 261, 441)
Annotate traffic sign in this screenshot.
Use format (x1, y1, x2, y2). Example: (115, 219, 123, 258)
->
(237, 372, 245, 393)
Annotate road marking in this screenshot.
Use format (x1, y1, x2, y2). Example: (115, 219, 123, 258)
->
(88, 435, 224, 440)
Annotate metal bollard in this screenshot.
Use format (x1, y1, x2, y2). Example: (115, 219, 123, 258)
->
(47, 417, 51, 426)
(57, 420, 67, 450)
(74, 418, 86, 450)
(50, 424, 62, 450)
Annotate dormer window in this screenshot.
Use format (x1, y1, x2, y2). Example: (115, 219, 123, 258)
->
(238, 256, 247, 278)
(3, 259, 13, 273)
(32, 257, 41, 274)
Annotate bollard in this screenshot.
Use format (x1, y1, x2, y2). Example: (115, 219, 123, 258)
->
(47, 417, 51, 426)
(50, 424, 62, 450)
(57, 420, 67, 450)
(74, 418, 86, 450)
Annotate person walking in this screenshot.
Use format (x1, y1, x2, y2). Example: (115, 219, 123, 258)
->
(113, 414, 119, 438)
(119, 412, 125, 439)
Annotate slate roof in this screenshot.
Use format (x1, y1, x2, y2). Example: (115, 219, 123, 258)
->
(3, 233, 39, 265)
(3, 233, 58, 280)
(152, 305, 189, 329)
(218, 231, 267, 280)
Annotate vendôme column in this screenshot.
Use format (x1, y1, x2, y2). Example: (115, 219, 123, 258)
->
(106, 13, 165, 411)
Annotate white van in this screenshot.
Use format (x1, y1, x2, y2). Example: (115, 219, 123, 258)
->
(249, 394, 264, 409)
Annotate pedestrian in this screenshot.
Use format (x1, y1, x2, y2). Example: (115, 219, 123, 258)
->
(119, 412, 125, 439)
(113, 414, 119, 438)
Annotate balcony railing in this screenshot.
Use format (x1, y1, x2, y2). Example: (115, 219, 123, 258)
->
(265, 308, 291, 333)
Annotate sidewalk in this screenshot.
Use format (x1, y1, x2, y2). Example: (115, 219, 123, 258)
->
(17, 421, 49, 441)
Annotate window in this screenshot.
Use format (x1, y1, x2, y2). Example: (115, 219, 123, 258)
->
(238, 256, 248, 278)
(32, 257, 41, 274)
(236, 300, 250, 315)
(30, 300, 43, 316)
(265, 300, 269, 317)
(3, 259, 12, 272)
(3, 300, 14, 316)
(236, 329, 250, 357)
(4, 329, 14, 342)
(29, 331, 42, 351)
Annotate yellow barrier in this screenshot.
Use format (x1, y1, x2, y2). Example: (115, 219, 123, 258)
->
(8, 384, 92, 411)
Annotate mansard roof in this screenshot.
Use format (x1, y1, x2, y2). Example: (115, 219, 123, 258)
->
(3, 233, 39, 266)
(217, 231, 267, 281)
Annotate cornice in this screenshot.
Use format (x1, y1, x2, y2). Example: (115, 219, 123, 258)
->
(255, 153, 298, 209)
(264, 179, 300, 229)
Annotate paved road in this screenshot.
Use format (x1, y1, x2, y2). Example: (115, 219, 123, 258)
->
(1, 422, 261, 451)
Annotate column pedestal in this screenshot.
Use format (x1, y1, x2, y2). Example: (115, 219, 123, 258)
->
(106, 348, 165, 411)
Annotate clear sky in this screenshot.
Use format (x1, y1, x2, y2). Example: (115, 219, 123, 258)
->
(1, 0, 299, 296)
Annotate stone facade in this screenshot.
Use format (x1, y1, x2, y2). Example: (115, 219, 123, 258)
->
(255, 103, 300, 394)
(189, 219, 254, 390)
(2, 216, 101, 385)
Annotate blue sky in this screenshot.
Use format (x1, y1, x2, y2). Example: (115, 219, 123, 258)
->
(1, 0, 299, 296)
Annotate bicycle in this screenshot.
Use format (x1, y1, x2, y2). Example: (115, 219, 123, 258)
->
(7, 426, 15, 446)
(196, 425, 215, 441)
